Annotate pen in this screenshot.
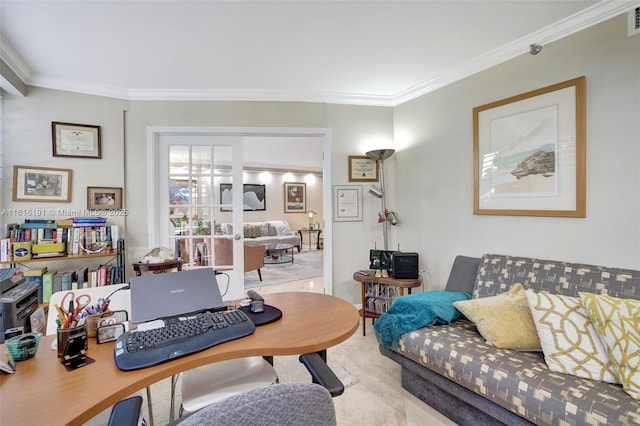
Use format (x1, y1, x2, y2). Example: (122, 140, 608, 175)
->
(54, 304, 66, 321)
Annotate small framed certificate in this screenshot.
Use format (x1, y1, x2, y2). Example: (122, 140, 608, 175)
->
(348, 156, 378, 182)
(52, 121, 102, 159)
(334, 185, 363, 222)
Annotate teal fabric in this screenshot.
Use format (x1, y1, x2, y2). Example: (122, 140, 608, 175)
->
(374, 291, 471, 347)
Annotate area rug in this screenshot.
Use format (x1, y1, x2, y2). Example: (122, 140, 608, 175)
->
(244, 249, 323, 289)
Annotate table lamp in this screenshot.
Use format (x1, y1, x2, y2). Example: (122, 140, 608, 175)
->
(307, 211, 316, 229)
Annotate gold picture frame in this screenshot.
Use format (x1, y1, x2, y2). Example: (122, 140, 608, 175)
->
(12, 165, 72, 202)
(284, 182, 306, 213)
(473, 76, 586, 217)
(87, 186, 123, 210)
(52, 121, 102, 159)
(348, 156, 378, 182)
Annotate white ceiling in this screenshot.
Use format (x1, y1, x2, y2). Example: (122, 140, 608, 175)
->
(1, 1, 636, 106)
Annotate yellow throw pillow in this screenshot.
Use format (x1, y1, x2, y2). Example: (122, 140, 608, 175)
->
(453, 283, 541, 350)
(580, 292, 640, 400)
(526, 291, 617, 383)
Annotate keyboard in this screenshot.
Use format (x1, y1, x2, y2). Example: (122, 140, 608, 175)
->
(114, 310, 256, 371)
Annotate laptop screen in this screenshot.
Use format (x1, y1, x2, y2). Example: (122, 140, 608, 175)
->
(130, 268, 226, 323)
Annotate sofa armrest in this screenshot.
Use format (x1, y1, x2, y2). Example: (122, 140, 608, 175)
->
(444, 255, 481, 294)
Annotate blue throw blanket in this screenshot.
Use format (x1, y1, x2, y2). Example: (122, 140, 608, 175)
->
(374, 291, 471, 347)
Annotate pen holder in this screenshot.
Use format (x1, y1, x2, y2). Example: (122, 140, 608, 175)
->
(56, 325, 87, 358)
(86, 311, 112, 338)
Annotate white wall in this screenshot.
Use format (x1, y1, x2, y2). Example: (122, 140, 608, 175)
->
(393, 14, 640, 290)
(3, 14, 637, 305)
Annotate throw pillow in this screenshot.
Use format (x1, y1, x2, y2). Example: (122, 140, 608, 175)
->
(273, 221, 292, 236)
(525, 290, 618, 383)
(243, 225, 261, 239)
(580, 292, 640, 400)
(453, 283, 541, 350)
(374, 291, 471, 347)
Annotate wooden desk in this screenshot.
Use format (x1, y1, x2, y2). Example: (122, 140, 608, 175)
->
(353, 271, 422, 336)
(0, 292, 359, 426)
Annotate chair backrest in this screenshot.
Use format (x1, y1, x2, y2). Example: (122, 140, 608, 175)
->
(172, 383, 336, 426)
(46, 283, 131, 335)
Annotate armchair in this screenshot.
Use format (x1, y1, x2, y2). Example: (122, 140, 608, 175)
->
(213, 239, 265, 281)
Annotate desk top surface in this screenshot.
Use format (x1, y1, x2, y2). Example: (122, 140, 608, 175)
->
(0, 292, 359, 426)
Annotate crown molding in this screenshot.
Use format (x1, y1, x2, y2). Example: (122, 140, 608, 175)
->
(391, 0, 640, 106)
(128, 88, 394, 106)
(2, 0, 636, 106)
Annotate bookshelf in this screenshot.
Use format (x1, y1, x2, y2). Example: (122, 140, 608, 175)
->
(352, 271, 422, 336)
(0, 218, 126, 288)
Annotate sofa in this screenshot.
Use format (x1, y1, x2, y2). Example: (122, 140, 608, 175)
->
(376, 254, 640, 425)
(219, 220, 301, 252)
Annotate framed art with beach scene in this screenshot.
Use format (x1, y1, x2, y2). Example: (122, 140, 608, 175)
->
(473, 76, 586, 217)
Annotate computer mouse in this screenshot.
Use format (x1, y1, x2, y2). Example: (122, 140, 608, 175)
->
(250, 300, 265, 314)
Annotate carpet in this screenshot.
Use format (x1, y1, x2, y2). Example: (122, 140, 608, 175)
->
(244, 249, 324, 288)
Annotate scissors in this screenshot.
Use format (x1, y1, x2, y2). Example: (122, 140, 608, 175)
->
(60, 291, 92, 317)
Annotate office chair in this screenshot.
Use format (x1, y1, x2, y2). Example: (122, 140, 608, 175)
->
(177, 356, 278, 416)
(112, 383, 336, 426)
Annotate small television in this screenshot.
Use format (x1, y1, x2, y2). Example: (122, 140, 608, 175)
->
(220, 183, 266, 212)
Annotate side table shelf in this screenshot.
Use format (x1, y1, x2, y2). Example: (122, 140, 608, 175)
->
(352, 270, 422, 336)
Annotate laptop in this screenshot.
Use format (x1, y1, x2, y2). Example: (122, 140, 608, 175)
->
(130, 268, 226, 324)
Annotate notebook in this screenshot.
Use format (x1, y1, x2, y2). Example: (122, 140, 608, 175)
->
(130, 268, 225, 324)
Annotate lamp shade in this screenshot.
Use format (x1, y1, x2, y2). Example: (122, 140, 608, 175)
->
(365, 149, 395, 161)
(369, 185, 383, 198)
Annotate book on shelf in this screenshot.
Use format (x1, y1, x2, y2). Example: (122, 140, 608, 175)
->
(60, 270, 75, 291)
(42, 271, 57, 303)
(23, 267, 48, 303)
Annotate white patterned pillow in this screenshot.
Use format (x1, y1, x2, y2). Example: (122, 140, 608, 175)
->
(526, 291, 618, 383)
(580, 292, 640, 399)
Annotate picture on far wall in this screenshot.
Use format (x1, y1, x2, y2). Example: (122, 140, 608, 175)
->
(220, 183, 266, 212)
(12, 165, 72, 202)
(87, 186, 123, 210)
(284, 182, 306, 213)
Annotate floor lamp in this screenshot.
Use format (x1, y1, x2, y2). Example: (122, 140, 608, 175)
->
(366, 148, 395, 250)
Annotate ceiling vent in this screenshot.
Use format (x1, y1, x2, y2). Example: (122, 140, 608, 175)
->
(629, 7, 640, 37)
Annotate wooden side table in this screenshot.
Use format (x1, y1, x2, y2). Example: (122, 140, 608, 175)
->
(353, 270, 422, 336)
(133, 260, 183, 276)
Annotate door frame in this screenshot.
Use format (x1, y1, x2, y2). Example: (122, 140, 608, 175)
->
(146, 126, 333, 296)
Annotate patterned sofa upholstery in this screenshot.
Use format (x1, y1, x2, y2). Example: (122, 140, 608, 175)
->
(378, 254, 640, 426)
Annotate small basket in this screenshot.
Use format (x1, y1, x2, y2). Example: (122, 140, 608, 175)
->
(5, 332, 42, 362)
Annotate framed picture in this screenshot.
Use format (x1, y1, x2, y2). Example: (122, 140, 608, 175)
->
(52, 121, 101, 159)
(473, 76, 586, 217)
(12, 165, 72, 202)
(284, 182, 306, 213)
(333, 185, 363, 222)
(219, 183, 266, 212)
(87, 187, 123, 210)
(348, 156, 378, 182)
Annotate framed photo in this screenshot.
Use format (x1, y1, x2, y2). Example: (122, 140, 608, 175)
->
(87, 187, 123, 210)
(473, 76, 586, 217)
(219, 183, 266, 212)
(348, 156, 378, 182)
(52, 121, 101, 159)
(12, 165, 72, 202)
(284, 182, 306, 213)
(333, 185, 363, 222)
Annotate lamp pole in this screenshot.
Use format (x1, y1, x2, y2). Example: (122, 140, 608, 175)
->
(366, 149, 395, 250)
